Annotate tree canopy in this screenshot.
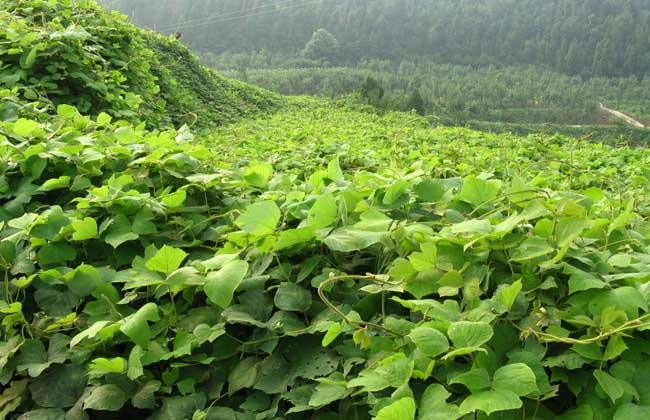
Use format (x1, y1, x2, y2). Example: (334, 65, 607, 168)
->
(101, 0, 650, 78)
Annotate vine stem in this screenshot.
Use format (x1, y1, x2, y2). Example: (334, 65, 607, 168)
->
(317, 274, 404, 337)
(519, 312, 650, 344)
(4, 267, 11, 304)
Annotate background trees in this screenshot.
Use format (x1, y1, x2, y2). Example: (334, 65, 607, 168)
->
(101, 0, 650, 78)
(302, 28, 339, 65)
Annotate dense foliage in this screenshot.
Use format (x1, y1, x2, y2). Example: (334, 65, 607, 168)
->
(215, 62, 650, 126)
(0, 0, 278, 129)
(4, 1, 650, 420)
(145, 34, 279, 129)
(101, 0, 650, 78)
(4, 88, 650, 418)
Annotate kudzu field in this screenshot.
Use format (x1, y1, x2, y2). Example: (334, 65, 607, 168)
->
(3, 1, 650, 420)
(4, 98, 650, 419)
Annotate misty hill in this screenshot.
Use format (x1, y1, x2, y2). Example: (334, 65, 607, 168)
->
(101, 0, 650, 78)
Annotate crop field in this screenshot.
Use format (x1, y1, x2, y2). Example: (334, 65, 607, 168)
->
(2, 1, 650, 420)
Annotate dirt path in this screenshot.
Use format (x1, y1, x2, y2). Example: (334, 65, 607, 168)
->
(599, 103, 646, 128)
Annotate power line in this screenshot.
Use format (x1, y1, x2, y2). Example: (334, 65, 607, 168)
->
(153, 0, 324, 33)
(152, 0, 308, 31)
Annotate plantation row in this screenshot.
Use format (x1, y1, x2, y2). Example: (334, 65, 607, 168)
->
(3, 97, 650, 419)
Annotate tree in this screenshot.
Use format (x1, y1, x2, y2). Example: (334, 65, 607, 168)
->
(406, 89, 426, 115)
(302, 28, 339, 65)
(360, 76, 385, 108)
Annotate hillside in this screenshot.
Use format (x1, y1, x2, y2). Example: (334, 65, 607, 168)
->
(0, 0, 279, 129)
(101, 0, 650, 78)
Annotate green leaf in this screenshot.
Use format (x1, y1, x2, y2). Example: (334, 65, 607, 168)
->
(407, 326, 449, 358)
(119, 303, 160, 347)
(39, 176, 70, 192)
(555, 216, 589, 248)
(146, 245, 188, 275)
(104, 214, 139, 248)
(419, 384, 461, 420)
(492, 363, 539, 396)
(161, 190, 187, 208)
(588, 287, 648, 319)
(34, 288, 78, 316)
(274, 227, 316, 250)
(20, 46, 39, 69)
(593, 370, 625, 403)
(13, 118, 40, 137)
(88, 357, 126, 377)
(408, 243, 437, 272)
(449, 219, 491, 235)
(614, 404, 650, 420)
(150, 394, 206, 420)
(274, 282, 312, 312)
(324, 228, 385, 252)
(322, 322, 342, 346)
(0, 240, 16, 264)
(235, 201, 281, 236)
(447, 321, 493, 348)
(603, 336, 628, 361)
(384, 180, 410, 205)
(84, 384, 127, 411)
(29, 364, 87, 408)
(327, 157, 344, 181)
(192, 323, 226, 345)
(510, 237, 555, 262)
(64, 264, 101, 297)
(56, 104, 80, 119)
(308, 193, 337, 228)
(608, 199, 635, 235)
(566, 265, 606, 294)
(497, 280, 522, 310)
(70, 320, 112, 348)
(373, 397, 416, 420)
(132, 381, 161, 409)
(347, 354, 413, 392)
(204, 260, 249, 309)
(97, 112, 112, 126)
(228, 357, 259, 394)
(71, 217, 98, 240)
(459, 176, 501, 208)
(36, 243, 77, 267)
(309, 374, 349, 407)
(244, 162, 273, 188)
(449, 369, 491, 393)
(355, 209, 393, 231)
(459, 389, 522, 416)
(415, 179, 447, 202)
(127, 345, 144, 380)
(16, 409, 66, 420)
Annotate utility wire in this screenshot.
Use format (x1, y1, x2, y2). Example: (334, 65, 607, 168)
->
(153, 0, 324, 33)
(152, 0, 309, 31)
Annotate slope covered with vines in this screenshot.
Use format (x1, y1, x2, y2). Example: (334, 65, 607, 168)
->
(0, 0, 278, 129)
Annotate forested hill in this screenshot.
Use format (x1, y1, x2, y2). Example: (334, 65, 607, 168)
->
(101, 0, 650, 78)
